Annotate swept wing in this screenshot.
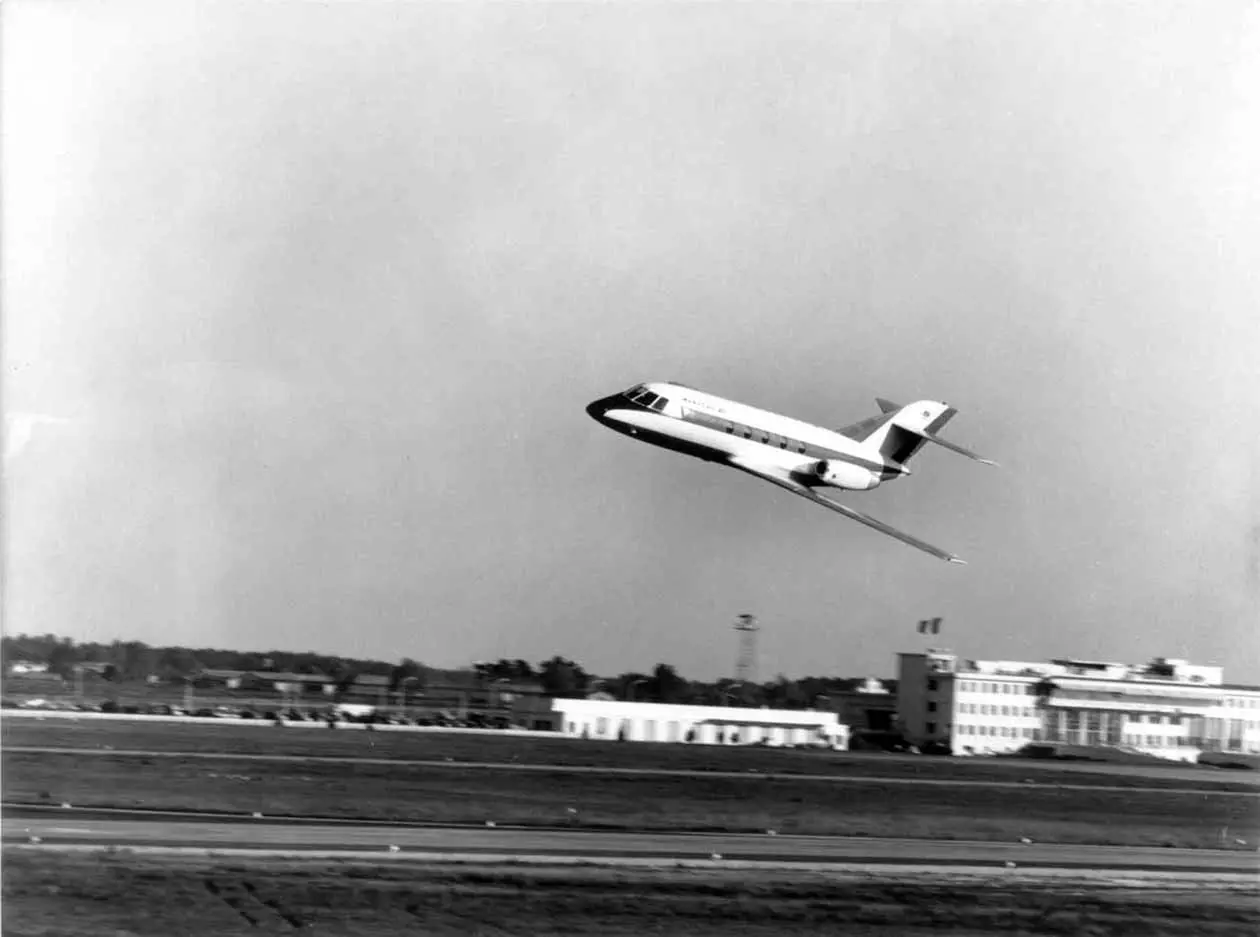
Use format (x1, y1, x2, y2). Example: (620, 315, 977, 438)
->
(727, 457, 966, 564)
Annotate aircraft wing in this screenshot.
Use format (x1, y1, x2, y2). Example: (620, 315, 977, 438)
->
(726, 457, 966, 565)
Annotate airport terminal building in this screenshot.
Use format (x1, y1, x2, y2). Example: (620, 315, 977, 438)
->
(898, 650, 1260, 761)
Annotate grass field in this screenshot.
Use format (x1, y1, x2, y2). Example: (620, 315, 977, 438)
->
(4, 720, 1257, 848)
(4, 717, 1256, 791)
(5, 850, 1259, 937)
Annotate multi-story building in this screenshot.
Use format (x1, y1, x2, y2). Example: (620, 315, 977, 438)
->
(897, 650, 1260, 761)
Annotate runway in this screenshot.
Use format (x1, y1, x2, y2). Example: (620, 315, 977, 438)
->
(5, 807, 1258, 875)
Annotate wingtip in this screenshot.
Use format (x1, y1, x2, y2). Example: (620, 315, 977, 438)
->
(947, 556, 968, 565)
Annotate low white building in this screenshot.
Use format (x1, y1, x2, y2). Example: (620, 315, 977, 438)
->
(540, 698, 848, 749)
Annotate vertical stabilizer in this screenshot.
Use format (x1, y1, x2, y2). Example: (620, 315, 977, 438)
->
(862, 401, 958, 465)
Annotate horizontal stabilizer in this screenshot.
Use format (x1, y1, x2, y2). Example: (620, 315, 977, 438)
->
(876, 398, 900, 414)
(922, 433, 997, 466)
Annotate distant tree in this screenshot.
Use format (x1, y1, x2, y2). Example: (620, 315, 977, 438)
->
(761, 674, 808, 709)
(389, 658, 427, 694)
(327, 660, 358, 696)
(156, 647, 200, 680)
(46, 639, 78, 678)
(538, 656, 589, 698)
(614, 671, 652, 701)
(651, 663, 688, 704)
(476, 659, 537, 681)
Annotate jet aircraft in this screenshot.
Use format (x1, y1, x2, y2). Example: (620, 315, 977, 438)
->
(586, 382, 993, 564)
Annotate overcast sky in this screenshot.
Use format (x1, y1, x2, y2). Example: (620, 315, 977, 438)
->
(4, 2, 1258, 682)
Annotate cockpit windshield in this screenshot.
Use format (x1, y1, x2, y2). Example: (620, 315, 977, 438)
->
(623, 386, 670, 412)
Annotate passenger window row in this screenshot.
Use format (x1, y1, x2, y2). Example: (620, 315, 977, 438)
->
(723, 420, 809, 455)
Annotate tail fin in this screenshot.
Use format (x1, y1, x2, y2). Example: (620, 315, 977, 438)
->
(834, 398, 901, 442)
(863, 400, 995, 467)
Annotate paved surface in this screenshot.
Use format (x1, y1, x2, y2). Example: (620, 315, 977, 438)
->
(4, 808, 1258, 874)
(8, 745, 1257, 796)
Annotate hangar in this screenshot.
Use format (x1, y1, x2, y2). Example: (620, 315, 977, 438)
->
(523, 698, 848, 749)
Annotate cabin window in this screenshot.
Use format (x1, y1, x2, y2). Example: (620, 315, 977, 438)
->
(797, 443, 806, 454)
(779, 439, 788, 449)
(650, 397, 668, 412)
(724, 423, 734, 434)
(742, 428, 752, 438)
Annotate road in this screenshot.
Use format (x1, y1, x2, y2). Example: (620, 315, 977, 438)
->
(4, 807, 1258, 874)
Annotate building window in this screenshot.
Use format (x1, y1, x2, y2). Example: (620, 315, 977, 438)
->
(926, 721, 937, 735)
(927, 701, 937, 713)
(927, 679, 938, 692)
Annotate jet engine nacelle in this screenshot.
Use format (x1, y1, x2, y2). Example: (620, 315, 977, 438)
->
(813, 459, 880, 491)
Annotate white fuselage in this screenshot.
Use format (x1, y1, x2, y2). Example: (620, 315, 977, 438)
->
(586, 382, 904, 491)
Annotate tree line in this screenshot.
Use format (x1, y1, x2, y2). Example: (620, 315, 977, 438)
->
(2, 634, 894, 708)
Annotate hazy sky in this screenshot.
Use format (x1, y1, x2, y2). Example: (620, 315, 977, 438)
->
(5, 2, 1258, 682)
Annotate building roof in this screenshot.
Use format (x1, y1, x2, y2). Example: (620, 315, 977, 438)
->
(696, 717, 831, 728)
(254, 672, 332, 684)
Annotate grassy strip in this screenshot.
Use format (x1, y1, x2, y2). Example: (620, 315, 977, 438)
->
(3, 717, 1254, 792)
(5, 751, 1258, 849)
(4, 849, 1258, 936)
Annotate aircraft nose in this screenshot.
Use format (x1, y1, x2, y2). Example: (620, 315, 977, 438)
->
(585, 398, 608, 421)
